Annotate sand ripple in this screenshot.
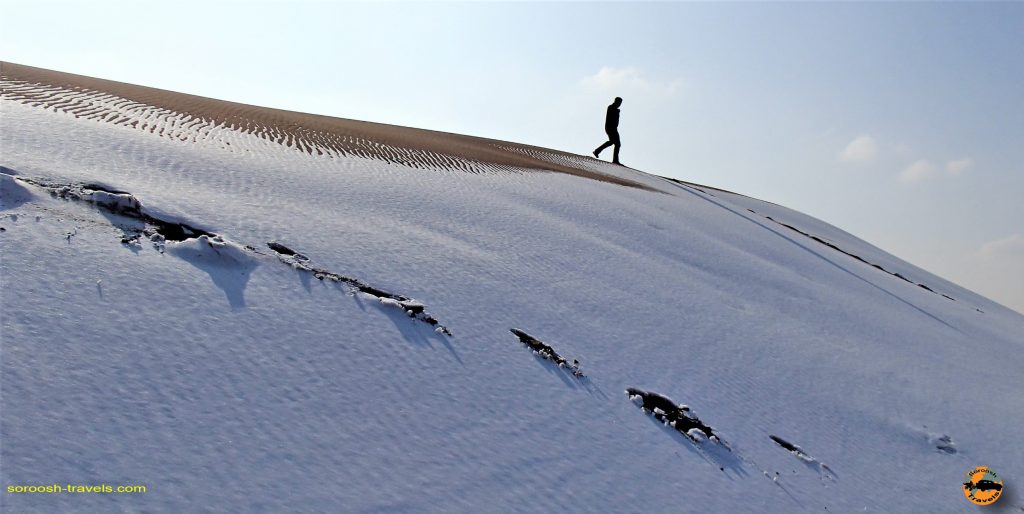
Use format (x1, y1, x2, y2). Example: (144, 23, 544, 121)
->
(1, 62, 651, 190)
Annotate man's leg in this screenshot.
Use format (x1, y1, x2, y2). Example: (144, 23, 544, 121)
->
(594, 140, 613, 157)
(610, 132, 621, 164)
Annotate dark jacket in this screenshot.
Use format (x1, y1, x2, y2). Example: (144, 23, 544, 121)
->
(605, 104, 620, 133)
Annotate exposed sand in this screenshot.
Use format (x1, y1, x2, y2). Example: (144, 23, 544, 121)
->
(1, 61, 653, 190)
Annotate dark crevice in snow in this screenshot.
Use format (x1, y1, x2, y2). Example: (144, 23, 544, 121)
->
(626, 388, 721, 443)
(659, 175, 753, 200)
(769, 434, 836, 477)
(266, 241, 307, 260)
(662, 180, 971, 331)
(266, 243, 452, 335)
(509, 328, 584, 378)
(769, 435, 811, 459)
(668, 177, 959, 306)
(756, 213, 956, 303)
(11, 175, 215, 246)
(81, 182, 132, 195)
(934, 435, 957, 454)
(6, 173, 453, 334)
(925, 431, 957, 454)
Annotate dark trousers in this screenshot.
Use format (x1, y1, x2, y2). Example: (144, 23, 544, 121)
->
(594, 130, 621, 163)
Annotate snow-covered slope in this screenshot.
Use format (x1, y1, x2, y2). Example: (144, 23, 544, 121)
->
(2, 62, 1022, 513)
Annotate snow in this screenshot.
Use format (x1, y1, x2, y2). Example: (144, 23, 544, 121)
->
(3, 82, 1024, 513)
(687, 429, 707, 442)
(86, 189, 142, 214)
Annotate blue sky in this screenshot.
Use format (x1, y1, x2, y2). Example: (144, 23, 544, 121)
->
(2, 1, 1022, 313)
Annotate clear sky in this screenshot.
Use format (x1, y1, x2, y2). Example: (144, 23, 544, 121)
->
(3, 1, 1022, 313)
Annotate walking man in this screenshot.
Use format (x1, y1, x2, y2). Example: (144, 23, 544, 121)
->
(593, 97, 622, 164)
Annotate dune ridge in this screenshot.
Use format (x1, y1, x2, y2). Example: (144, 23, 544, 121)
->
(0, 62, 651, 190)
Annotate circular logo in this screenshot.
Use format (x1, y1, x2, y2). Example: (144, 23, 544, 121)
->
(963, 466, 1003, 505)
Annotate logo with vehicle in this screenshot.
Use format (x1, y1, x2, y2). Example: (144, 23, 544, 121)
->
(963, 466, 1003, 506)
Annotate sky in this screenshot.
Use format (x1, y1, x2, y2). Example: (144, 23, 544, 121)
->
(2, 1, 1022, 313)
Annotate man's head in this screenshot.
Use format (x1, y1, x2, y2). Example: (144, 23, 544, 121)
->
(613, 97, 623, 106)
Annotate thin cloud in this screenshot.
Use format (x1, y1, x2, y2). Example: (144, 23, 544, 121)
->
(839, 135, 878, 162)
(979, 234, 1024, 260)
(899, 159, 936, 182)
(946, 157, 974, 176)
(581, 66, 681, 96)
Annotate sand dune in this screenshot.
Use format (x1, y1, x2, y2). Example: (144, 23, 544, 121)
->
(6, 60, 1024, 514)
(0, 61, 651, 190)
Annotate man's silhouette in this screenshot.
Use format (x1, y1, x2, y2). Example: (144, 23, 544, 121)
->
(593, 97, 622, 164)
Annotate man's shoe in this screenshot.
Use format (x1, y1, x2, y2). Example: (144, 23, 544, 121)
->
(592, 149, 600, 158)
